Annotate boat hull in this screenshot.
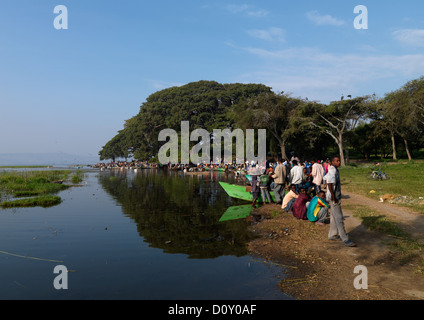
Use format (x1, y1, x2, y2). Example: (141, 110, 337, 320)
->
(218, 182, 276, 203)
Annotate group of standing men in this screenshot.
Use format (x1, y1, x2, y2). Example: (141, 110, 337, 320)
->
(271, 157, 325, 202)
(258, 155, 357, 248)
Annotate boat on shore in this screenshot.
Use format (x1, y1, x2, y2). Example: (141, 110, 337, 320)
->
(218, 182, 277, 203)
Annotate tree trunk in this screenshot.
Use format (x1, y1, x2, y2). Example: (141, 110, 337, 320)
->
(344, 144, 350, 165)
(338, 142, 346, 167)
(337, 132, 346, 166)
(403, 138, 412, 161)
(280, 141, 288, 161)
(391, 132, 397, 160)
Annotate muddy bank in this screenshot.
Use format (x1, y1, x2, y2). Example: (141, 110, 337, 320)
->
(247, 201, 424, 300)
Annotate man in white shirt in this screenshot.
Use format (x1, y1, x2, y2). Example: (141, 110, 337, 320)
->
(289, 160, 303, 192)
(325, 155, 357, 247)
(311, 159, 325, 194)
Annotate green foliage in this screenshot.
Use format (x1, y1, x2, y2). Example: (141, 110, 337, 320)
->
(350, 122, 392, 159)
(299, 96, 376, 165)
(0, 170, 70, 196)
(378, 77, 424, 159)
(339, 162, 424, 214)
(1, 195, 62, 208)
(0, 170, 84, 209)
(99, 76, 424, 163)
(71, 170, 85, 184)
(229, 91, 305, 159)
(99, 81, 272, 161)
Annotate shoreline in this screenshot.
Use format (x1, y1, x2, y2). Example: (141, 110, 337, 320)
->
(247, 196, 424, 300)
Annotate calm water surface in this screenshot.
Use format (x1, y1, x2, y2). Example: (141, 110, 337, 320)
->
(0, 169, 291, 300)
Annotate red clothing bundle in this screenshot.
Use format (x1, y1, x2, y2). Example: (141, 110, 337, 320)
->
(292, 194, 311, 220)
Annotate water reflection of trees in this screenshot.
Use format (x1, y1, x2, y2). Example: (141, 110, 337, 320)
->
(98, 170, 256, 259)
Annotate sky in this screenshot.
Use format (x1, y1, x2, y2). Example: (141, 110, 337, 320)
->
(1, 0, 424, 160)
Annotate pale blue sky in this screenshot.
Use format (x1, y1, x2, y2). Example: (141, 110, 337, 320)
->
(1, 1, 424, 158)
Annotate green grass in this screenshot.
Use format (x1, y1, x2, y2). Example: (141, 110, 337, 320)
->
(0, 170, 83, 209)
(340, 162, 424, 214)
(0, 165, 50, 169)
(389, 239, 424, 275)
(349, 205, 424, 276)
(0, 170, 71, 196)
(349, 205, 409, 238)
(71, 170, 85, 184)
(1, 195, 62, 208)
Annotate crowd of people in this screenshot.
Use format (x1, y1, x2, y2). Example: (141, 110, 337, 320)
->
(92, 155, 355, 247)
(93, 160, 158, 170)
(247, 155, 357, 248)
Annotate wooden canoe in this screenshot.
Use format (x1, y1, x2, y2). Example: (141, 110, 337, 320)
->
(218, 182, 276, 203)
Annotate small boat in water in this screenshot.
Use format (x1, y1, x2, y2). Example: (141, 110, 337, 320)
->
(218, 182, 277, 203)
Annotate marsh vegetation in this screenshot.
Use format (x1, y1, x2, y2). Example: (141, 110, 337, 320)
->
(0, 169, 84, 208)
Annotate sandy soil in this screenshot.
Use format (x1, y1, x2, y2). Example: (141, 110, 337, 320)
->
(247, 191, 424, 300)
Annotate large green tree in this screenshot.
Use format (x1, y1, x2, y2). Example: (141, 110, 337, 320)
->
(99, 81, 272, 161)
(230, 92, 304, 160)
(301, 96, 373, 166)
(404, 76, 424, 126)
(383, 78, 424, 160)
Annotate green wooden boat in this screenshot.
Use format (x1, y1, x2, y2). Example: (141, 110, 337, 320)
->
(218, 182, 277, 203)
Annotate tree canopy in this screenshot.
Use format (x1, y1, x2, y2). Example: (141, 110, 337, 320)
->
(99, 81, 271, 161)
(99, 77, 424, 164)
(230, 92, 304, 160)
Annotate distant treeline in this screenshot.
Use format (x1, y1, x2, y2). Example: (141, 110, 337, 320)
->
(99, 78, 424, 166)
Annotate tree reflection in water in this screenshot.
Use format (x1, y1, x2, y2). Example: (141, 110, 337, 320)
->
(98, 169, 258, 259)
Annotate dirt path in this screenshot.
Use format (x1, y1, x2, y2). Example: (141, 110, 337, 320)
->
(342, 191, 424, 240)
(247, 191, 424, 300)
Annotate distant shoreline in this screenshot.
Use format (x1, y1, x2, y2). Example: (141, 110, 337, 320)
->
(0, 165, 51, 169)
(0, 165, 92, 169)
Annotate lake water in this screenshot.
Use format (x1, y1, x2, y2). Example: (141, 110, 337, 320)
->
(0, 168, 291, 300)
